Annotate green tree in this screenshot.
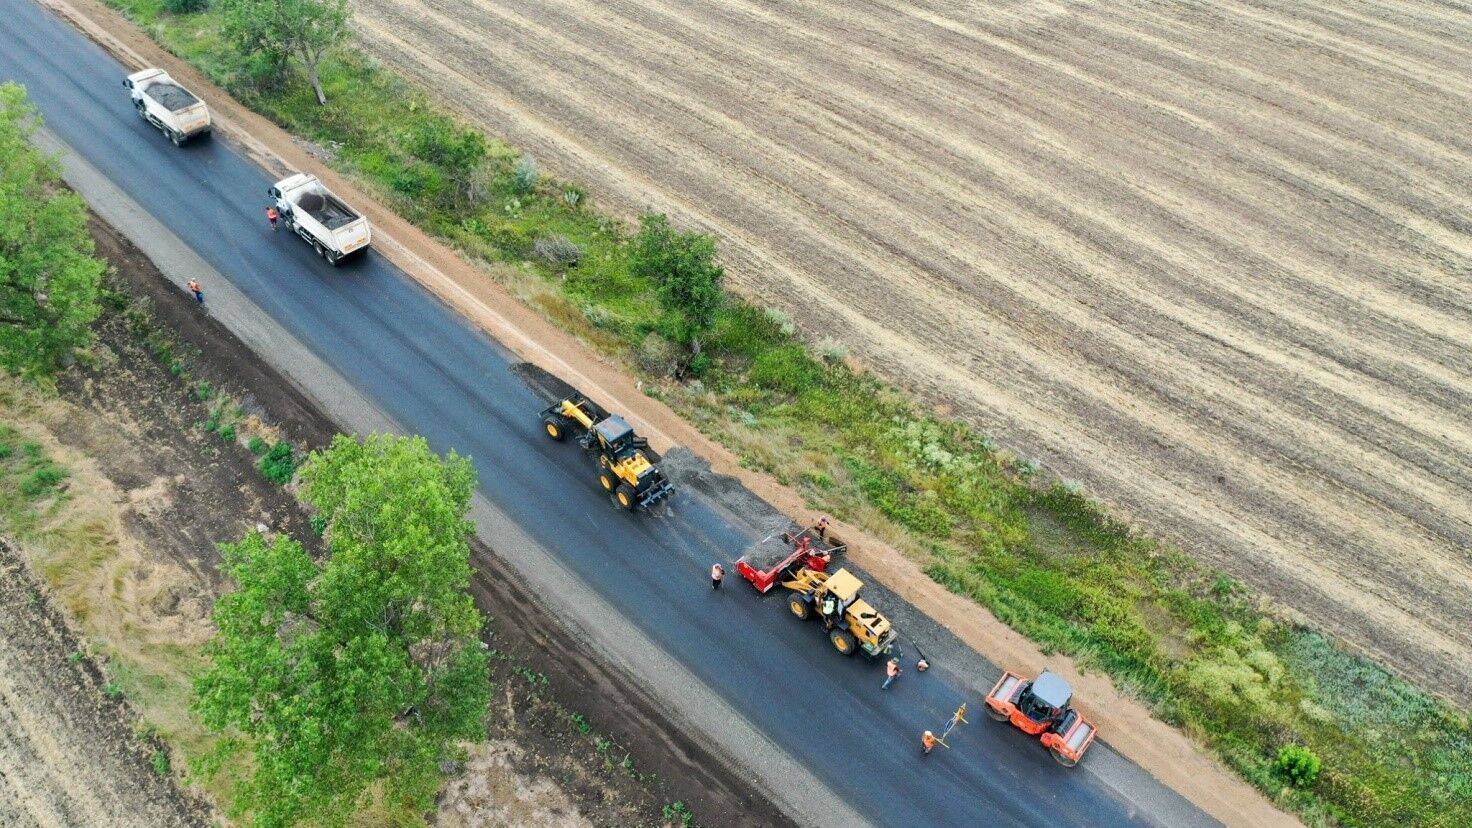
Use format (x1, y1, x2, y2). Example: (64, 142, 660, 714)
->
(194, 434, 489, 827)
(219, 0, 349, 105)
(0, 83, 104, 379)
(630, 214, 724, 364)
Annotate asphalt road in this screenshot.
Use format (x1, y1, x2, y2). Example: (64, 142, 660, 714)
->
(1, 2, 1214, 825)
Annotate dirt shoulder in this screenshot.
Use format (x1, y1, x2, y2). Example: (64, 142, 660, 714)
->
(47, 0, 1282, 823)
(0, 540, 209, 828)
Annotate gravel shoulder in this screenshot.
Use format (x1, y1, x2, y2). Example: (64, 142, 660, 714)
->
(346, 0, 1472, 703)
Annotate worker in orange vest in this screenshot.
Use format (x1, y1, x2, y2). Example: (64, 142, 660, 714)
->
(882, 657, 901, 690)
(266, 205, 280, 231)
(187, 279, 203, 304)
(711, 563, 724, 590)
(921, 731, 937, 754)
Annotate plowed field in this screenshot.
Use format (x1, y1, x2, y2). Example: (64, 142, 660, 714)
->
(350, 0, 1472, 700)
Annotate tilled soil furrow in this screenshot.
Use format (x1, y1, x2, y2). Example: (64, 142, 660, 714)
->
(352, 0, 1472, 701)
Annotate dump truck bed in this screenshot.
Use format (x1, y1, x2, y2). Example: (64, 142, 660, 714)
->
(293, 191, 360, 230)
(736, 526, 845, 593)
(142, 82, 198, 112)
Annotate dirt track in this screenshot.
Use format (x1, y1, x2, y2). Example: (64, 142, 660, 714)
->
(349, 0, 1472, 701)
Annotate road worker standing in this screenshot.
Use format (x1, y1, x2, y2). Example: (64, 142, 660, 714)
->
(921, 731, 937, 754)
(883, 657, 902, 690)
(711, 563, 724, 590)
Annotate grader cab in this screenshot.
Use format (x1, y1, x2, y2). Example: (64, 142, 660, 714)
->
(782, 567, 895, 658)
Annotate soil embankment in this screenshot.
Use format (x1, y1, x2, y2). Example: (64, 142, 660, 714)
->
(348, 0, 1472, 702)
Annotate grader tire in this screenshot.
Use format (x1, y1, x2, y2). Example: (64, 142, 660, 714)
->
(598, 472, 617, 492)
(543, 417, 565, 441)
(788, 597, 810, 621)
(615, 483, 637, 510)
(830, 629, 857, 656)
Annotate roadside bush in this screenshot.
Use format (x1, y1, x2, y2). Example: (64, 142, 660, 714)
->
(511, 155, 539, 193)
(218, 423, 237, 443)
(631, 214, 724, 361)
(532, 233, 582, 268)
(257, 440, 296, 484)
(635, 332, 680, 378)
(407, 120, 487, 206)
(816, 337, 848, 363)
(163, 0, 208, 12)
(246, 436, 267, 455)
(1276, 745, 1321, 788)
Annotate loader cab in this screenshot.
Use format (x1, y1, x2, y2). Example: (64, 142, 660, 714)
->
(1018, 671, 1072, 725)
(820, 568, 864, 614)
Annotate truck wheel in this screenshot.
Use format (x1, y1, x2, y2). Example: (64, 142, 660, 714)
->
(598, 471, 616, 492)
(313, 242, 326, 259)
(615, 483, 637, 510)
(543, 417, 565, 441)
(829, 629, 857, 656)
(788, 597, 810, 621)
(170, 130, 184, 146)
(326, 249, 341, 267)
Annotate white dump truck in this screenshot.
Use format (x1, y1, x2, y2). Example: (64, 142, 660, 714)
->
(123, 68, 210, 146)
(268, 174, 372, 265)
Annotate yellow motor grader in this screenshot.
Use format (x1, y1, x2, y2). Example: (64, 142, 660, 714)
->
(541, 391, 674, 511)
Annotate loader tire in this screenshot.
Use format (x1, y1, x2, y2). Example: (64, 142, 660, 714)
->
(788, 597, 810, 621)
(598, 471, 617, 492)
(543, 417, 565, 441)
(615, 483, 637, 510)
(829, 629, 857, 656)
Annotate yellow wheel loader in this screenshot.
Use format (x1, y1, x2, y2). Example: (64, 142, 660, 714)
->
(782, 567, 896, 657)
(541, 391, 674, 511)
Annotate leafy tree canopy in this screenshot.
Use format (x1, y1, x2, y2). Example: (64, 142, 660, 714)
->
(0, 83, 104, 379)
(195, 434, 488, 827)
(219, 0, 350, 105)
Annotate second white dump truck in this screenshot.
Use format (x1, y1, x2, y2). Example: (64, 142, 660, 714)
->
(123, 68, 211, 146)
(268, 174, 372, 265)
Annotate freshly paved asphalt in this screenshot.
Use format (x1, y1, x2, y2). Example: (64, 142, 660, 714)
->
(3, 2, 1215, 824)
